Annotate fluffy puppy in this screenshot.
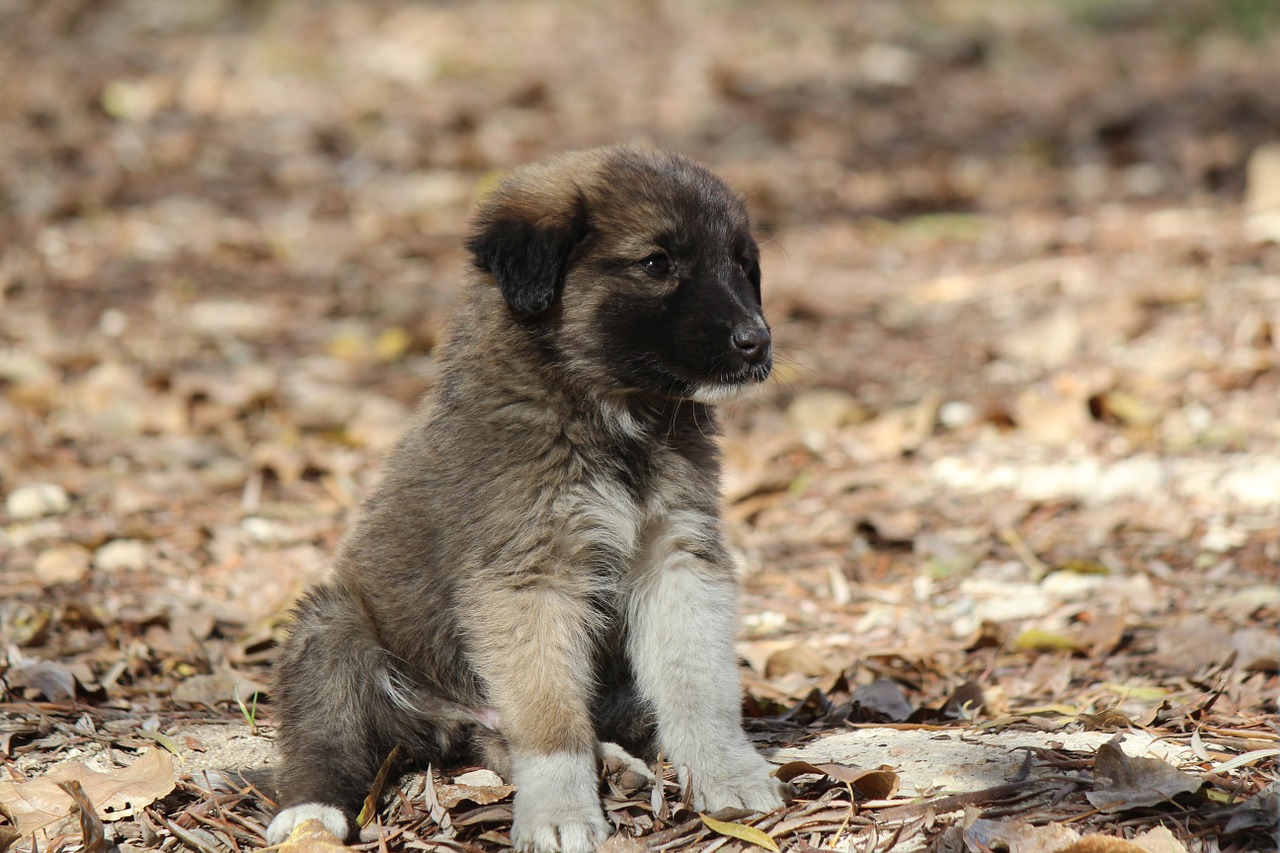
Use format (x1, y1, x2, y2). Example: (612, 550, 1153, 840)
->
(267, 146, 785, 853)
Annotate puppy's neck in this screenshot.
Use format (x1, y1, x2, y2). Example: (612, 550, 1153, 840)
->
(443, 285, 717, 446)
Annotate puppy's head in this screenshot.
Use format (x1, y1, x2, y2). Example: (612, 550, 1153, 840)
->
(467, 146, 771, 404)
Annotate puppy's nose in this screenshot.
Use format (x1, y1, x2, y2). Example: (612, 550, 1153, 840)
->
(731, 326, 772, 362)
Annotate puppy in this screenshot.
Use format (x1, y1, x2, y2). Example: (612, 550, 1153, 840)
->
(267, 146, 785, 853)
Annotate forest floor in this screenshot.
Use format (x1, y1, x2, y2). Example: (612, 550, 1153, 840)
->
(1, 1, 1278, 852)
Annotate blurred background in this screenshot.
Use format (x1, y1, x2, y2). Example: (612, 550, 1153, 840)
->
(1, 1, 1278, 849)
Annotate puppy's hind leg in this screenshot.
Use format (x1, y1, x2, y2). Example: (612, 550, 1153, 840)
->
(268, 584, 468, 844)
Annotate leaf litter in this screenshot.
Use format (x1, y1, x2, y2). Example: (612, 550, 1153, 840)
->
(2, 0, 1279, 851)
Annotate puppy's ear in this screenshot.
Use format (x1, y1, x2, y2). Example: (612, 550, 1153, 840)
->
(467, 194, 590, 317)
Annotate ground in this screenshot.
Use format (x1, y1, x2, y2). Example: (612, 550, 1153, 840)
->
(1, 1, 1278, 852)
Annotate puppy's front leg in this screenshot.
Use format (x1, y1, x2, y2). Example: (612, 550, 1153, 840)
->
(465, 581, 610, 853)
(626, 541, 786, 813)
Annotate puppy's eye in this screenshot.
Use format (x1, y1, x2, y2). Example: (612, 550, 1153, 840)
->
(637, 253, 672, 278)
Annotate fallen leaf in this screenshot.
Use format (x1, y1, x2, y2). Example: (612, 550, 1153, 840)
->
(134, 729, 182, 756)
(357, 746, 400, 827)
(1075, 612, 1128, 658)
(1231, 628, 1280, 672)
(434, 779, 516, 809)
(699, 814, 779, 852)
(787, 389, 866, 434)
(962, 816, 1080, 852)
(1055, 825, 1188, 852)
(763, 642, 834, 679)
(56, 781, 107, 853)
(1153, 615, 1234, 673)
(0, 748, 175, 835)
(1209, 747, 1280, 774)
(172, 670, 266, 707)
(274, 817, 348, 853)
(1086, 735, 1202, 812)
(940, 680, 987, 720)
(773, 761, 898, 800)
(1221, 780, 1278, 836)
(1014, 628, 1081, 654)
(849, 678, 915, 722)
(4, 657, 78, 701)
(597, 836, 648, 853)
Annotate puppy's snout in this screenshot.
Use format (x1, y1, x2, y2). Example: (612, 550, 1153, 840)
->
(731, 326, 772, 363)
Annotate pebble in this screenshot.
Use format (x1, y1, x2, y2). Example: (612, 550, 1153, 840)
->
(35, 545, 92, 584)
(94, 539, 149, 572)
(6, 483, 71, 520)
(453, 769, 505, 787)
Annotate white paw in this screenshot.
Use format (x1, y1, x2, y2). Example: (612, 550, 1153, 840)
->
(266, 803, 349, 845)
(511, 750, 611, 853)
(682, 749, 788, 814)
(511, 793, 610, 853)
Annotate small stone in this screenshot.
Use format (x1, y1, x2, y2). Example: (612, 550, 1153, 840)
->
(94, 539, 149, 572)
(6, 483, 71, 520)
(939, 400, 977, 429)
(1245, 143, 1280, 243)
(453, 769, 504, 787)
(35, 545, 92, 584)
(1245, 142, 1280, 214)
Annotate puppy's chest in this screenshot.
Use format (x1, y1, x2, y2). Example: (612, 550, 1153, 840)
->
(557, 441, 697, 572)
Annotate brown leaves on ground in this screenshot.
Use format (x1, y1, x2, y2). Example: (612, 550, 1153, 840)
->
(2, 0, 1279, 851)
(0, 749, 175, 837)
(272, 820, 347, 853)
(1086, 735, 1203, 813)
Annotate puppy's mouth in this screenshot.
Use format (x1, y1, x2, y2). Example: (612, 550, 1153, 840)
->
(686, 361, 772, 404)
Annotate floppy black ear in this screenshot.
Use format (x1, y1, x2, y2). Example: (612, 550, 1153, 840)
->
(466, 217, 582, 316)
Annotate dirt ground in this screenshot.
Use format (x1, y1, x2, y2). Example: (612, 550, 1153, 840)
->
(1, 1, 1278, 851)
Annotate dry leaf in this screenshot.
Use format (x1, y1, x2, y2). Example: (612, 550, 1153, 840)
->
(1014, 628, 1081, 654)
(597, 836, 648, 853)
(1086, 735, 1202, 812)
(4, 657, 78, 702)
(1153, 615, 1234, 673)
(55, 781, 107, 853)
(274, 817, 348, 853)
(787, 389, 866, 433)
(699, 814, 780, 852)
(0, 748, 175, 835)
(962, 816, 1080, 852)
(434, 781, 517, 809)
(763, 642, 833, 678)
(773, 761, 899, 800)
(849, 678, 915, 722)
(356, 745, 400, 827)
(1055, 825, 1188, 853)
